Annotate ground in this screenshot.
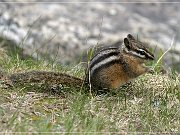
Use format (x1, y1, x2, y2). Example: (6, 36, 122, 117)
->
(0, 48, 179, 134)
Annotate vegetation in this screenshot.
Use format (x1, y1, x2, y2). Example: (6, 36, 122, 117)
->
(0, 38, 179, 134)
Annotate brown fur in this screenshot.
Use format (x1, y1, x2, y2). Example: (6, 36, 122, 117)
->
(9, 71, 83, 88)
(123, 53, 148, 78)
(99, 63, 131, 89)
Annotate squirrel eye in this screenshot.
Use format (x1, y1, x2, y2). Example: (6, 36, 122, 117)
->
(140, 51, 145, 55)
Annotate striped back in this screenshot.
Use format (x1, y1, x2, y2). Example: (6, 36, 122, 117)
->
(88, 47, 121, 77)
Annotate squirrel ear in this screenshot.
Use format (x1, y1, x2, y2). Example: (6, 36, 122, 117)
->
(127, 34, 135, 40)
(124, 38, 131, 49)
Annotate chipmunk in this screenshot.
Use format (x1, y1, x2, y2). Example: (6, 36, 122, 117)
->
(85, 34, 154, 90)
(0, 34, 155, 91)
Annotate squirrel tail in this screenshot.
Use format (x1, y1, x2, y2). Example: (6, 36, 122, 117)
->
(7, 71, 84, 88)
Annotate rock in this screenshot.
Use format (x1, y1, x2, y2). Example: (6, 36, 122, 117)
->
(0, 1, 180, 71)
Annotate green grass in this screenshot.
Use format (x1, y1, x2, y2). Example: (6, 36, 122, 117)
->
(0, 43, 179, 134)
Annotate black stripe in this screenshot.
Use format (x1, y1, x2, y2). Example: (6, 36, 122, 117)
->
(90, 48, 120, 69)
(138, 49, 154, 60)
(98, 47, 119, 52)
(91, 54, 138, 78)
(130, 40, 154, 60)
(145, 53, 154, 60)
(91, 59, 121, 76)
(90, 47, 119, 62)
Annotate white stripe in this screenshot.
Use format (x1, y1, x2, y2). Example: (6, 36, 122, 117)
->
(90, 48, 119, 64)
(90, 55, 119, 76)
(130, 51, 146, 59)
(138, 49, 145, 52)
(124, 47, 146, 59)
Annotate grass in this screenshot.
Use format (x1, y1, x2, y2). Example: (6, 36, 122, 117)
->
(0, 41, 179, 134)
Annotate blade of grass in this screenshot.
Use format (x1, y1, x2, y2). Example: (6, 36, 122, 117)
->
(153, 35, 175, 70)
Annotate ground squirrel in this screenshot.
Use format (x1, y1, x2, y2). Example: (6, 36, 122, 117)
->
(0, 34, 155, 91)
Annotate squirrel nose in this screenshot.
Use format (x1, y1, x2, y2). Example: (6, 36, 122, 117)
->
(147, 68, 155, 74)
